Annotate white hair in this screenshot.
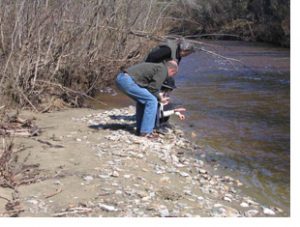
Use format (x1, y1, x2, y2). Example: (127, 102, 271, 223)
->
(165, 60, 178, 72)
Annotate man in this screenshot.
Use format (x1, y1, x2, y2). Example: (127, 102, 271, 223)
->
(115, 60, 178, 138)
(144, 38, 194, 64)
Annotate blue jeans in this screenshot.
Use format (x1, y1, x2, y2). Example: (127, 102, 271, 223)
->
(115, 72, 158, 134)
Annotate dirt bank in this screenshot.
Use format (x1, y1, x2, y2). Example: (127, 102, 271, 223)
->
(0, 107, 282, 217)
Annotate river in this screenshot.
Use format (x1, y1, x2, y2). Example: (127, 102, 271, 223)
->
(172, 40, 290, 215)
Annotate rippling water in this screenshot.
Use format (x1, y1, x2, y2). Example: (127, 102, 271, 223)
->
(172, 41, 290, 215)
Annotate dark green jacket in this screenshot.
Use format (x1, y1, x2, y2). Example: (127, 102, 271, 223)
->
(126, 62, 168, 100)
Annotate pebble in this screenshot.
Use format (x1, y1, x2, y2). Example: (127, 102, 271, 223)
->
(83, 176, 94, 181)
(223, 196, 232, 203)
(159, 207, 170, 217)
(198, 168, 207, 174)
(27, 199, 39, 205)
(211, 205, 240, 217)
(98, 174, 110, 179)
(244, 198, 259, 206)
(263, 207, 276, 216)
(245, 209, 259, 217)
(111, 171, 119, 177)
(179, 172, 190, 177)
(240, 202, 249, 208)
(98, 203, 118, 212)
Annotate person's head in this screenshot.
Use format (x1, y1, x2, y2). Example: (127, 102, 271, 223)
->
(161, 77, 176, 93)
(165, 60, 178, 77)
(178, 39, 194, 57)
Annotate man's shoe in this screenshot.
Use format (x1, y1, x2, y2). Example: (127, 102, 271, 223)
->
(140, 132, 159, 139)
(155, 127, 171, 135)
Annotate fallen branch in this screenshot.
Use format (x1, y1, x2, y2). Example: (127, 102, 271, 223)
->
(33, 138, 64, 148)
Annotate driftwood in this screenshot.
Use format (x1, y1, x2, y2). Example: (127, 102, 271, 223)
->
(0, 113, 41, 137)
(53, 207, 93, 217)
(0, 140, 44, 217)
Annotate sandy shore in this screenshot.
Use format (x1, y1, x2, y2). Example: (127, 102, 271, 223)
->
(0, 106, 281, 217)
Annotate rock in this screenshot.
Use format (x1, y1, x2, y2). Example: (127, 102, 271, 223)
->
(245, 209, 259, 217)
(98, 174, 110, 179)
(223, 196, 232, 203)
(136, 190, 148, 198)
(179, 172, 190, 177)
(273, 206, 283, 213)
(229, 187, 237, 194)
(222, 175, 234, 183)
(263, 207, 275, 216)
(111, 171, 119, 177)
(211, 204, 240, 217)
(27, 199, 39, 205)
(236, 179, 243, 186)
(198, 168, 207, 174)
(83, 176, 94, 181)
(115, 190, 123, 195)
(240, 202, 249, 208)
(244, 198, 259, 206)
(98, 203, 118, 212)
(158, 207, 170, 217)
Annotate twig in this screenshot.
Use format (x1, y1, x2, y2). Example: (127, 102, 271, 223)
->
(0, 105, 5, 110)
(44, 187, 63, 199)
(33, 138, 64, 148)
(0, 195, 10, 202)
(18, 89, 39, 112)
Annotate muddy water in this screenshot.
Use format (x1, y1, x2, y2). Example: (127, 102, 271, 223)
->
(92, 40, 290, 215)
(172, 41, 290, 215)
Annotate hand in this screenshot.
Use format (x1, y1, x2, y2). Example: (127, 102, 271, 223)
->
(178, 113, 185, 120)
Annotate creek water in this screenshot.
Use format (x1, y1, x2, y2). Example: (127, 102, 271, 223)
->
(172, 41, 290, 215)
(92, 40, 290, 215)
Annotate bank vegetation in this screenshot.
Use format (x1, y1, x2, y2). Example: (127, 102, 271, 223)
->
(0, 0, 290, 111)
